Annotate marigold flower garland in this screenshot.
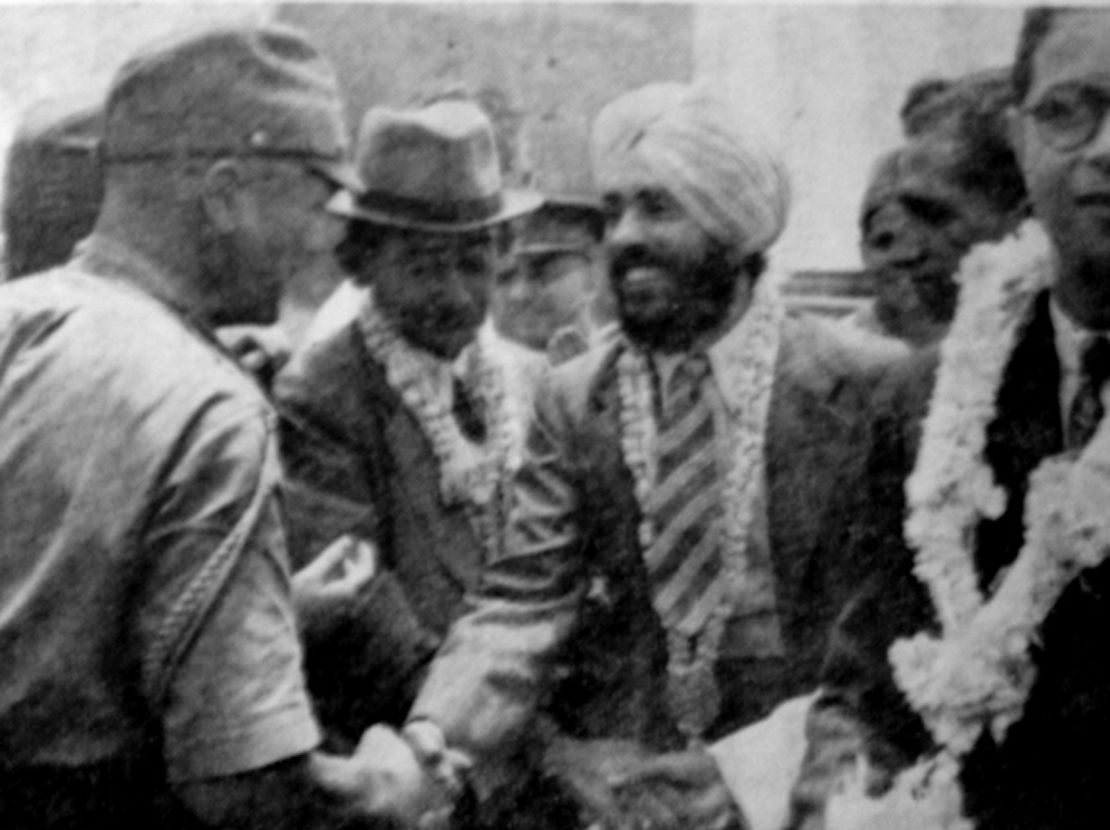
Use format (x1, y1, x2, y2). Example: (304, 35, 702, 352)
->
(616, 278, 784, 742)
(358, 289, 520, 559)
(829, 220, 1110, 830)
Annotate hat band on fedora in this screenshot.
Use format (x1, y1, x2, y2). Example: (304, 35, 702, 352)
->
(355, 189, 504, 225)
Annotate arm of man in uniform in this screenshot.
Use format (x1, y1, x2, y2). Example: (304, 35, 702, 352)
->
(136, 401, 447, 829)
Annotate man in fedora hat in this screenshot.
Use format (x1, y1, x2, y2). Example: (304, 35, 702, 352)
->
(397, 81, 899, 830)
(0, 23, 446, 829)
(274, 98, 542, 741)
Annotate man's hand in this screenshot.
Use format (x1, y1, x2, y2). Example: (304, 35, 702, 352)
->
(402, 720, 473, 797)
(613, 746, 746, 830)
(217, 325, 292, 389)
(543, 736, 671, 830)
(292, 535, 377, 638)
(350, 724, 455, 829)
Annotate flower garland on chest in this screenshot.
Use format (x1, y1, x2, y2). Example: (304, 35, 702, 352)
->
(885, 218, 1110, 781)
(357, 290, 523, 560)
(615, 278, 784, 742)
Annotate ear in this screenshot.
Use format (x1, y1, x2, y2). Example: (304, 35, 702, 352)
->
(200, 159, 247, 234)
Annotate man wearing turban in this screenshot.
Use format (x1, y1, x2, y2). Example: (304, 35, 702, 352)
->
(399, 82, 897, 830)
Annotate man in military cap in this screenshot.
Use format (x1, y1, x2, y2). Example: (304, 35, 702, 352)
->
(491, 194, 611, 361)
(0, 23, 441, 829)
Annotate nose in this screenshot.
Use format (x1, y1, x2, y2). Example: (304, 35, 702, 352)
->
(502, 268, 532, 302)
(864, 207, 926, 268)
(608, 207, 645, 250)
(1084, 109, 1110, 171)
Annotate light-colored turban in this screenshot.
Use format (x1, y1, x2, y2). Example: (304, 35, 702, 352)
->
(591, 82, 791, 255)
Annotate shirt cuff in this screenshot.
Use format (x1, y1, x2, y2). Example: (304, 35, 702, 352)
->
(166, 700, 321, 782)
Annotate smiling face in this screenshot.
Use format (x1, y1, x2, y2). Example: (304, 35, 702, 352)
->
(1012, 9, 1110, 326)
(599, 160, 743, 353)
(861, 141, 1017, 342)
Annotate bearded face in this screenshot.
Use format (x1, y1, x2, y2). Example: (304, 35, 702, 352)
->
(601, 179, 745, 353)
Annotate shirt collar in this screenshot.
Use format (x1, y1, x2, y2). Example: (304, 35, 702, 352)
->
(71, 233, 192, 313)
(649, 302, 760, 414)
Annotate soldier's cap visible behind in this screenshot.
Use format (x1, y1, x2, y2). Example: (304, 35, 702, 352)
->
(102, 22, 360, 193)
(3, 95, 104, 279)
(514, 195, 605, 259)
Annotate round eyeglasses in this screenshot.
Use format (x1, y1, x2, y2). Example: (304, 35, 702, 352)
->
(1024, 83, 1110, 152)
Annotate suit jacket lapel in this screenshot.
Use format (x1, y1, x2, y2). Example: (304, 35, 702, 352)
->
(353, 330, 484, 591)
(978, 290, 1064, 581)
(765, 319, 871, 629)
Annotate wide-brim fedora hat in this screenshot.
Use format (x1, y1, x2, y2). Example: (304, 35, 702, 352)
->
(329, 99, 542, 232)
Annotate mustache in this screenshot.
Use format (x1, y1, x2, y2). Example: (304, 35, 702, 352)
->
(609, 245, 682, 282)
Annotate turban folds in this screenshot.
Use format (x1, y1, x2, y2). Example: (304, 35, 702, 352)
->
(591, 82, 791, 256)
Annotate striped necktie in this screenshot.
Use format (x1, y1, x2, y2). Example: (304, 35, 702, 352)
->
(644, 353, 725, 636)
(1068, 335, 1110, 450)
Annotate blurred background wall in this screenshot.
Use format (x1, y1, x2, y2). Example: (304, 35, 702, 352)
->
(0, 2, 1024, 275)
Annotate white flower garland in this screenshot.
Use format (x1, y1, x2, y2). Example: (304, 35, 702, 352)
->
(616, 278, 784, 741)
(829, 221, 1110, 829)
(358, 289, 521, 559)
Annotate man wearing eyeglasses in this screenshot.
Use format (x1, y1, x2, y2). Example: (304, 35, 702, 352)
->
(788, 8, 1110, 830)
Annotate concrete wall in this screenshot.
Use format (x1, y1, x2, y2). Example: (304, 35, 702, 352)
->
(695, 4, 1024, 272)
(277, 3, 693, 194)
(0, 2, 1027, 276)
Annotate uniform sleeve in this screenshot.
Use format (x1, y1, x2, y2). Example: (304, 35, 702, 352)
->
(134, 402, 320, 783)
(408, 372, 589, 766)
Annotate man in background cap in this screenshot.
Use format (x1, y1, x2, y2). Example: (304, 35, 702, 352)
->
(274, 98, 541, 744)
(0, 24, 442, 829)
(400, 81, 897, 830)
(491, 194, 611, 361)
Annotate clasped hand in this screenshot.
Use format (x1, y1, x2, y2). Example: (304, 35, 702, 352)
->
(544, 737, 743, 830)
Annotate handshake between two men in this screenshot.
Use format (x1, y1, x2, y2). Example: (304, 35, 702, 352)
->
(292, 537, 746, 830)
(397, 722, 746, 830)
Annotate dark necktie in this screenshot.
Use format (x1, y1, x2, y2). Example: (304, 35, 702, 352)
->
(644, 353, 724, 636)
(1068, 335, 1110, 450)
(452, 376, 487, 443)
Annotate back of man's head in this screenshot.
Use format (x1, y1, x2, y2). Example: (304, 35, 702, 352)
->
(102, 23, 354, 188)
(3, 96, 103, 279)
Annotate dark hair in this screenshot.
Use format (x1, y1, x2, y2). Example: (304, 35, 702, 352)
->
(335, 220, 388, 285)
(1012, 6, 1082, 103)
(899, 68, 1026, 214)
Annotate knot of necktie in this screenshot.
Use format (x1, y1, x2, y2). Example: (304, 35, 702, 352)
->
(665, 352, 711, 419)
(1069, 336, 1110, 450)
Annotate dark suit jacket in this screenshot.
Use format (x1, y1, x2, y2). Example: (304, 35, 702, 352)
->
(410, 312, 895, 769)
(275, 320, 484, 732)
(790, 291, 1110, 830)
